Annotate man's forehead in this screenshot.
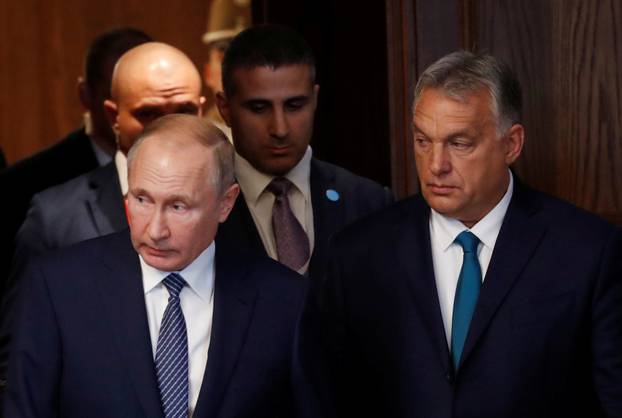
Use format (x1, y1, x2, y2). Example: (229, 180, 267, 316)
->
(231, 64, 314, 94)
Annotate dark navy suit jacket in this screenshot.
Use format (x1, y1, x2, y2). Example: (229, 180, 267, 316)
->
(217, 158, 393, 280)
(4, 230, 305, 418)
(297, 180, 622, 418)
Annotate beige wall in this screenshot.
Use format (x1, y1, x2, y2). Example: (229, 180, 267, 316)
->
(0, 0, 209, 164)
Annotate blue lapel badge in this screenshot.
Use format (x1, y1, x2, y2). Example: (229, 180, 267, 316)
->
(326, 189, 340, 202)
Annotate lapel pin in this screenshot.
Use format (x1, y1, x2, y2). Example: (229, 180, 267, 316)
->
(326, 189, 340, 202)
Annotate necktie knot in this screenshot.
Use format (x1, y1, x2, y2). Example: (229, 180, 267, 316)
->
(266, 177, 294, 199)
(455, 231, 479, 254)
(163, 273, 186, 299)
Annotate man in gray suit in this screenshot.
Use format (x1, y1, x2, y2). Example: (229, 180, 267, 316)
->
(0, 42, 205, 398)
(10, 42, 205, 273)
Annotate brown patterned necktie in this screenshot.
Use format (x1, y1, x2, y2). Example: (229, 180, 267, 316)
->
(266, 177, 310, 271)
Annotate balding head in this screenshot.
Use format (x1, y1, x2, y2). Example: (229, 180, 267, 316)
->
(126, 114, 239, 271)
(104, 42, 205, 155)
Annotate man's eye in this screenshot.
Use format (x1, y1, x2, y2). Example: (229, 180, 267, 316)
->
(285, 100, 306, 111)
(450, 140, 471, 150)
(172, 203, 186, 211)
(247, 103, 268, 113)
(415, 137, 430, 146)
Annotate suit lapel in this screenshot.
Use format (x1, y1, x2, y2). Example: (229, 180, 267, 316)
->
(460, 182, 547, 368)
(95, 231, 163, 417)
(220, 194, 265, 255)
(309, 159, 343, 277)
(399, 196, 453, 371)
(194, 241, 258, 418)
(86, 161, 127, 236)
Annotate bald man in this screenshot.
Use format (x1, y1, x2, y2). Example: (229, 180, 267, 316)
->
(0, 43, 205, 396)
(7, 42, 204, 278)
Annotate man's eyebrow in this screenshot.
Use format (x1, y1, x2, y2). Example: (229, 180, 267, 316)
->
(167, 193, 192, 202)
(129, 187, 150, 196)
(285, 95, 310, 101)
(241, 98, 271, 105)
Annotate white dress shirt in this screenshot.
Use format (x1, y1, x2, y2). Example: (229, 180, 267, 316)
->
(234, 146, 314, 274)
(430, 171, 514, 345)
(115, 151, 128, 196)
(140, 243, 216, 417)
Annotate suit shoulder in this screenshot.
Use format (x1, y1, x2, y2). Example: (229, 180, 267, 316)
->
(0, 129, 94, 187)
(530, 189, 619, 239)
(312, 158, 389, 196)
(240, 252, 307, 296)
(30, 171, 92, 213)
(32, 162, 111, 208)
(335, 195, 424, 244)
(34, 230, 131, 270)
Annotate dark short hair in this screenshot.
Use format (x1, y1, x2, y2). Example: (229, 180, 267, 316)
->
(85, 27, 152, 93)
(221, 24, 315, 96)
(413, 51, 522, 131)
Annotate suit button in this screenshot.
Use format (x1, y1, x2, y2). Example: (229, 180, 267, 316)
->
(445, 372, 454, 384)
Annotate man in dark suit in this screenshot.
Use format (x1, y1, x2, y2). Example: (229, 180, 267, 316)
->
(4, 114, 305, 418)
(296, 51, 622, 417)
(215, 25, 392, 278)
(0, 42, 206, 402)
(0, 27, 151, 294)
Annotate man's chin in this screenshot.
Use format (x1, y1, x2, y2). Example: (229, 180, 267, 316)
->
(141, 250, 181, 272)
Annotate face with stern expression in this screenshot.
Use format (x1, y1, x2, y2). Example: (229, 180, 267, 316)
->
(127, 121, 238, 271)
(216, 64, 318, 175)
(412, 87, 523, 227)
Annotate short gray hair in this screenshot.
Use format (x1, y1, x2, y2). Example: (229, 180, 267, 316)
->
(413, 51, 522, 132)
(127, 114, 235, 195)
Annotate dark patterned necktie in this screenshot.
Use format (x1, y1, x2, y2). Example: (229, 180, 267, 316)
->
(266, 177, 310, 271)
(155, 273, 189, 418)
(451, 231, 482, 370)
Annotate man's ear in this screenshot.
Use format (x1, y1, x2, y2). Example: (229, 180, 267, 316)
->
(218, 183, 240, 223)
(504, 123, 524, 165)
(103, 99, 119, 134)
(77, 77, 91, 110)
(312, 84, 320, 111)
(215, 92, 231, 127)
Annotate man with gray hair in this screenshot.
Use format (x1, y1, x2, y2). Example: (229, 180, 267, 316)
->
(5, 114, 305, 418)
(296, 51, 622, 417)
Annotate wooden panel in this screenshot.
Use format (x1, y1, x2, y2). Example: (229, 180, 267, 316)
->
(472, 0, 622, 224)
(0, 0, 209, 165)
(385, 0, 418, 196)
(551, 0, 622, 224)
(473, 1, 557, 194)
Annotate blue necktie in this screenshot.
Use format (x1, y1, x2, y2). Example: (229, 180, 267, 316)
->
(451, 231, 482, 369)
(155, 273, 189, 418)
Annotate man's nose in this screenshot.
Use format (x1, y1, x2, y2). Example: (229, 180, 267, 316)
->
(147, 209, 170, 242)
(269, 108, 289, 139)
(429, 144, 451, 175)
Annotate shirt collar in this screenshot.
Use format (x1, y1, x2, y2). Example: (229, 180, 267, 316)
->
(115, 150, 129, 196)
(140, 241, 216, 302)
(430, 170, 514, 251)
(234, 146, 313, 204)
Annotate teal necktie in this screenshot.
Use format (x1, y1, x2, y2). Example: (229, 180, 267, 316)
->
(451, 231, 482, 369)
